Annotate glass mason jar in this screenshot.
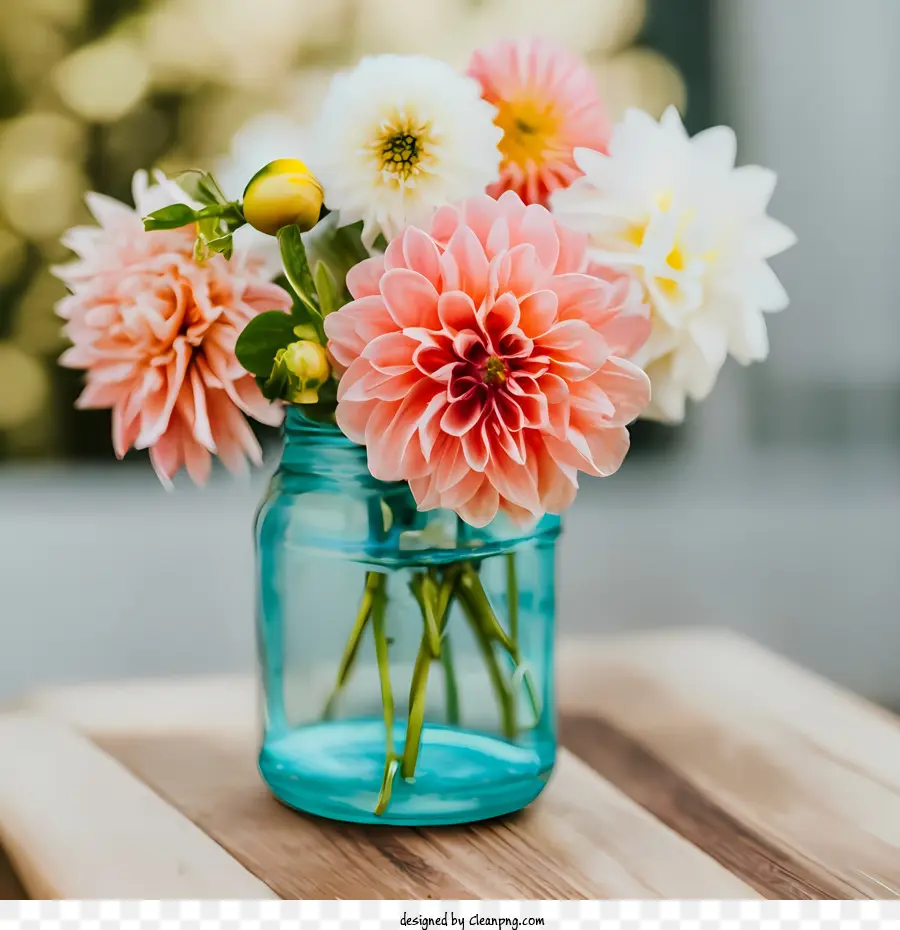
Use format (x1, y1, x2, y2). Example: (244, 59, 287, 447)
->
(255, 409, 559, 826)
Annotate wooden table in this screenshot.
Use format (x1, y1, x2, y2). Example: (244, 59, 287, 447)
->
(2, 630, 899, 900)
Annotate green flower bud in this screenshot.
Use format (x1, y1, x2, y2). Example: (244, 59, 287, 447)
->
(275, 339, 331, 404)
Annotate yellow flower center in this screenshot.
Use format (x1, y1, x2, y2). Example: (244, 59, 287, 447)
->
(624, 191, 712, 303)
(494, 97, 559, 168)
(483, 356, 508, 385)
(371, 112, 435, 187)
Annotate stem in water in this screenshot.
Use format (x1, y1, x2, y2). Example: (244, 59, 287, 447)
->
(323, 570, 382, 719)
(371, 577, 398, 816)
(457, 579, 516, 739)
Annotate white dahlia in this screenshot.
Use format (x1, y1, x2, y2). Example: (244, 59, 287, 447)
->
(308, 54, 502, 247)
(552, 106, 796, 423)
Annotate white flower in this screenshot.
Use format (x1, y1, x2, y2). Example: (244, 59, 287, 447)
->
(217, 112, 309, 201)
(308, 54, 502, 247)
(552, 106, 796, 423)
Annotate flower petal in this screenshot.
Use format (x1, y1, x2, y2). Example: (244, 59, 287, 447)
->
(380, 268, 440, 329)
(346, 255, 386, 299)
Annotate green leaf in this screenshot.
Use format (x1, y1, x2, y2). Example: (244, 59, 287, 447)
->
(259, 362, 289, 401)
(283, 286, 326, 343)
(278, 224, 318, 317)
(313, 261, 338, 317)
(143, 203, 197, 231)
(304, 215, 369, 301)
(175, 169, 228, 206)
(196, 204, 226, 219)
(234, 311, 296, 378)
(196, 214, 222, 240)
(206, 234, 233, 260)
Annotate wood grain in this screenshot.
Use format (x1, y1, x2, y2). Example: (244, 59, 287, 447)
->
(560, 712, 841, 898)
(16, 629, 900, 899)
(99, 732, 756, 899)
(558, 630, 900, 900)
(0, 713, 276, 899)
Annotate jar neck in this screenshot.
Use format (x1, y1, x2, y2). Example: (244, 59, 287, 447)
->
(279, 407, 372, 480)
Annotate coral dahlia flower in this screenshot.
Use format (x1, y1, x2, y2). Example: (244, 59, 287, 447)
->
(53, 171, 291, 486)
(468, 37, 609, 206)
(325, 191, 650, 527)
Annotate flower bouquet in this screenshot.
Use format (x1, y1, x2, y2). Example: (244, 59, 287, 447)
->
(54, 39, 794, 825)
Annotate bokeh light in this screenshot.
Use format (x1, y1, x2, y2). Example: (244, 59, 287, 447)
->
(54, 37, 151, 123)
(0, 342, 50, 431)
(0, 154, 84, 239)
(0, 228, 27, 286)
(0, 0, 689, 460)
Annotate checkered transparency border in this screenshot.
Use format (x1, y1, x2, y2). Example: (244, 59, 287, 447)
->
(2, 901, 900, 928)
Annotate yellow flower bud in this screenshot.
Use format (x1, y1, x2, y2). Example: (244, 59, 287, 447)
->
(243, 159, 324, 236)
(279, 339, 330, 404)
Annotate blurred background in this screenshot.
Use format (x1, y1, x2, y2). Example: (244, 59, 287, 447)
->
(1, 0, 897, 706)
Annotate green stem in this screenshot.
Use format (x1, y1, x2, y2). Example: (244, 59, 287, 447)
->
(440, 635, 461, 725)
(434, 564, 461, 626)
(277, 224, 319, 317)
(401, 565, 462, 778)
(375, 756, 400, 816)
(371, 577, 393, 755)
(505, 553, 540, 726)
(371, 577, 398, 816)
(460, 566, 514, 653)
(323, 571, 381, 719)
(419, 572, 442, 658)
(462, 562, 542, 727)
(432, 565, 462, 726)
(457, 581, 516, 740)
(506, 552, 519, 647)
(401, 641, 432, 779)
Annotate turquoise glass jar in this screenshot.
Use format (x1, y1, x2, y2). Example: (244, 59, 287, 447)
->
(255, 409, 559, 826)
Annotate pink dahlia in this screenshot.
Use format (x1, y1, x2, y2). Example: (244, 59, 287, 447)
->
(54, 171, 291, 486)
(325, 191, 651, 527)
(468, 37, 609, 206)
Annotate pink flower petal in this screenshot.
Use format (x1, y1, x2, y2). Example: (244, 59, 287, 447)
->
(539, 319, 608, 380)
(437, 291, 480, 334)
(467, 39, 609, 207)
(55, 175, 291, 487)
(380, 268, 440, 329)
(446, 225, 490, 308)
(589, 356, 651, 426)
(346, 255, 386, 299)
(456, 479, 500, 528)
(328, 191, 649, 525)
(363, 331, 419, 374)
(517, 289, 558, 337)
(516, 204, 560, 271)
(440, 386, 486, 436)
(367, 380, 442, 481)
(401, 227, 442, 288)
(461, 422, 490, 472)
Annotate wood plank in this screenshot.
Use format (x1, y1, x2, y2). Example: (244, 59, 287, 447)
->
(26, 675, 256, 739)
(558, 630, 900, 900)
(0, 713, 276, 899)
(100, 731, 757, 899)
